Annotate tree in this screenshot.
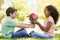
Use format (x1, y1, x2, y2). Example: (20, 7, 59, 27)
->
(0, 0, 4, 10)
(11, 0, 29, 22)
(0, 0, 5, 23)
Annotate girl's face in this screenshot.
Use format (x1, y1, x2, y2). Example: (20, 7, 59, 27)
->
(44, 8, 51, 17)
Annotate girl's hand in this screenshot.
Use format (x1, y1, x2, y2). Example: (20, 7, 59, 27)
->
(32, 19, 39, 24)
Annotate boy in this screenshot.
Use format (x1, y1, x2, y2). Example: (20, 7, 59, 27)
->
(2, 7, 35, 38)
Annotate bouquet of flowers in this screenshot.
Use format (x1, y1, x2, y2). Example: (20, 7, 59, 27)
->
(28, 13, 38, 24)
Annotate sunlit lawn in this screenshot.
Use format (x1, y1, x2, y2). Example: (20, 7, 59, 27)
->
(0, 34, 60, 40)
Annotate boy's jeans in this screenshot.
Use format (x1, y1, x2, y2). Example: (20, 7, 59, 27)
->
(11, 28, 28, 38)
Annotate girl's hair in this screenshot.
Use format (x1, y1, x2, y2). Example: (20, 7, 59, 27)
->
(46, 5, 59, 24)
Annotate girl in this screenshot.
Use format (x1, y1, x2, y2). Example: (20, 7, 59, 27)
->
(30, 5, 59, 38)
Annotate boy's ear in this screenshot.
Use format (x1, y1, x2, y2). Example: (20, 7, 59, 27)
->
(10, 13, 13, 16)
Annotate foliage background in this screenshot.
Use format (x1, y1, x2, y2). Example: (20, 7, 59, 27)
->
(0, 0, 60, 27)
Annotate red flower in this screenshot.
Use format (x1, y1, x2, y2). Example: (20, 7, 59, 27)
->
(28, 13, 38, 23)
(29, 13, 38, 19)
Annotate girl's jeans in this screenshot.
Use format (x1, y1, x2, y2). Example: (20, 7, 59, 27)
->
(30, 31, 54, 38)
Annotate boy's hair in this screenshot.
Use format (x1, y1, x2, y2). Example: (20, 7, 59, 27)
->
(46, 5, 59, 24)
(6, 7, 17, 16)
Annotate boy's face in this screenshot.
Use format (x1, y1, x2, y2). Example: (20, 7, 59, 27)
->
(10, 11, 16, 19)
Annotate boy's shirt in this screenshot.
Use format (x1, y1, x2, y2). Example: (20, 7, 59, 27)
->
(2, 16, 17, 38)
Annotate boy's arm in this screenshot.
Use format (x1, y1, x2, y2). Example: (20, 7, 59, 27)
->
(16, 23, 35, 28)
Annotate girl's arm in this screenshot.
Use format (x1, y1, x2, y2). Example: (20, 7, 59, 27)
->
(33, 20, 52, 32)
(37, 21, 52, 32)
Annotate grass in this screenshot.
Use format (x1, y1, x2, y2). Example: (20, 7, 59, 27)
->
(0, 22, 60, 40)
(0, 34, 60, 40)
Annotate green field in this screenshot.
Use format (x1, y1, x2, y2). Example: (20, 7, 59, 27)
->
(0, 34, 60, 40)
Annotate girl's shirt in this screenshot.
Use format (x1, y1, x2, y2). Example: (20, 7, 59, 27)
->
(44, 16, 55, 36)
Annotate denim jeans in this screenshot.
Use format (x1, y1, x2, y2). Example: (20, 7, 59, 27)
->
(11, 28, 28, 38)
(30, 31, 54, 38)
